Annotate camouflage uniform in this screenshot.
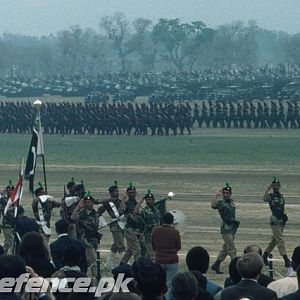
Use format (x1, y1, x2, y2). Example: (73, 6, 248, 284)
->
(0, 197, 15, 254)
(32, 196, 61, 246)
(265, 191, 288, 256)
(121, 198, 145, 264)
(98, 199, 125, 254)
(140, 205, 161, 257)
(214, 198, 238, 262)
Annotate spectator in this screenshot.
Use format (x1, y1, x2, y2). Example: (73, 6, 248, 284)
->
(18, 231, 55, 278)
(268, 246, 300, 297)
(15, 206, 39, 249)
(190, 270, 214, 300)
(223, 257, 242, 288)
(243, 244, 274, 287)
(151, 212, 181, 300)
(0, 255, 26, 300)
(50, 219, 87, 273)
(132, 256, 167, 300)
(185, 246, 222, 296)
(218, 253, 277, 300)
(172, 271, 198, 300)
(278, 266, 300, 299)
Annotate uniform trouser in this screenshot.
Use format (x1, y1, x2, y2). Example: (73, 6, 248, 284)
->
(83, 239, 98, 278)
(144, 232, 155, 258)
(217, 233, 237, 262)
(3, 228, 14, 254)
(68, 223, 77, 240)
(121, 228, 142, 264)
(110, 228, 126, 254)
(265, 224, 287, 256)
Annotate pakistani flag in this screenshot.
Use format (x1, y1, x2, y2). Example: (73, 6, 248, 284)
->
(25, 110, 44, 193)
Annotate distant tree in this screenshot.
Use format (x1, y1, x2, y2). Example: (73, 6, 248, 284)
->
(152, 18, 213, 71)
(100, 12, 133, 72)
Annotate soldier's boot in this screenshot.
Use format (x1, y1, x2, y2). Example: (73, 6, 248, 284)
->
(262, 252, 269, 266)
(211, 260, 223, 274)
(283, 255, 291, 267)
(106, 251, 117, 270)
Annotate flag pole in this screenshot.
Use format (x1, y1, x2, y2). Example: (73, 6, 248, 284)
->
(34, 99, 47, 194)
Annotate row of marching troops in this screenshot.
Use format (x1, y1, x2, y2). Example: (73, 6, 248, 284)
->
(1, 99, 300, 136)
(0, 179, 173, 275)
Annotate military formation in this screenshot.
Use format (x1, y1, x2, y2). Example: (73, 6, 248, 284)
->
(1, 99, 300, 135)
(0, 179, 172, 276)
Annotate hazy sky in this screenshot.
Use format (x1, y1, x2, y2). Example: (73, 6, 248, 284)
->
(0, 0, 299, 36)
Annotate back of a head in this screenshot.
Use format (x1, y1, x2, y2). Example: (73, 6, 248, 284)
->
(172, 271, 198, 300)
(228, 257, 242, 284)
(132, 257, 167, 298)
(237, 253, 263, 279)
(0, 255, 26, 279)
(186, 246, 209, 274)
(63, 245, 81, 267)
(18, 231, 48, 259)
(56, 219, 69, 234)
(243, 245, 263, 256)
(292, 246, 300, 270)
(162, 212, 174, 224)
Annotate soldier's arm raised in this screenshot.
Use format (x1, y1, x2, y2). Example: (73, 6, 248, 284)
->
(263, 184, 272, 202)
(211, 191, 221, 209)
(71, 199, 84, 220)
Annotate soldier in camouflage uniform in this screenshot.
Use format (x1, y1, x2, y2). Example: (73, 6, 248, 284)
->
(60, 178, 78, 239)
(120, 183, 145, 264)
(138, 190, 162, 258)
(71, 194, 102, 275)
(211, 183, 239, 274)
(262, 177, 291, 267)
(32, 185, 61, 247)
(98, 181, 125, 269)
(0, 182, 15, 254)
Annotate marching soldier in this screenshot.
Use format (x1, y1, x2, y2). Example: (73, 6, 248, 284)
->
(139, 190, 162, 258)
(211, 183, 239, 274)
(32, 184, 61, 246)
(98, 181, 125, 269)
(60, 178, 78, 239)
(262, 177, 290, 267)
(120, 183, 145, 264)
(0, 181, 15, 254)
(71, 193, 102, 275)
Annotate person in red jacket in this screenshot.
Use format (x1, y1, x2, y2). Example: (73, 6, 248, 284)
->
(151, 212, 181, 300)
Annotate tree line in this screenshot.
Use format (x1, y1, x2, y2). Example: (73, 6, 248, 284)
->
(0, 12, 299, 75)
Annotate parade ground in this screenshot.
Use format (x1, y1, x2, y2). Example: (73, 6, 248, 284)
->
(1, 128, 300, 283)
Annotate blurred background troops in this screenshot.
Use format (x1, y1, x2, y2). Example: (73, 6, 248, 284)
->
(120, 183, 145, 264)
(98, 181, 125, 270)
(0, 181, 15, 254)
(32, 183, 61, 246)
(211, 183, 239, 274)
(138, 190, 162, 258)
(71, 193, 102, 276)
(262, 177, 291, 267)
(60, 178, 79, 239)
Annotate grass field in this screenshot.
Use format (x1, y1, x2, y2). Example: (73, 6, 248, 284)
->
(1, 128, 300, 283)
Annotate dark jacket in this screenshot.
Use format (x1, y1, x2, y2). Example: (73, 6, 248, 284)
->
(50, 234, 88, 273)
(220, 279, 277, 300)
(280, 289, 300, 300)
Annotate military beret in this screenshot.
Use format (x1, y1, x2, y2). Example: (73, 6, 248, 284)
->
(126, 182, 136, 192)
(272, 176, 280, 184)
(222, 182, 232, 193)
(144, 189, 155, 200)
(67, 177, 76, 189)
(108, 180, 118, 193)
(5, 180, 14, 190)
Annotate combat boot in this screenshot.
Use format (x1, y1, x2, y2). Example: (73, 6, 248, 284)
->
(211, 260, 224, 274)
(262, 252, 269, 266)
(283, 255, 291, 267)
